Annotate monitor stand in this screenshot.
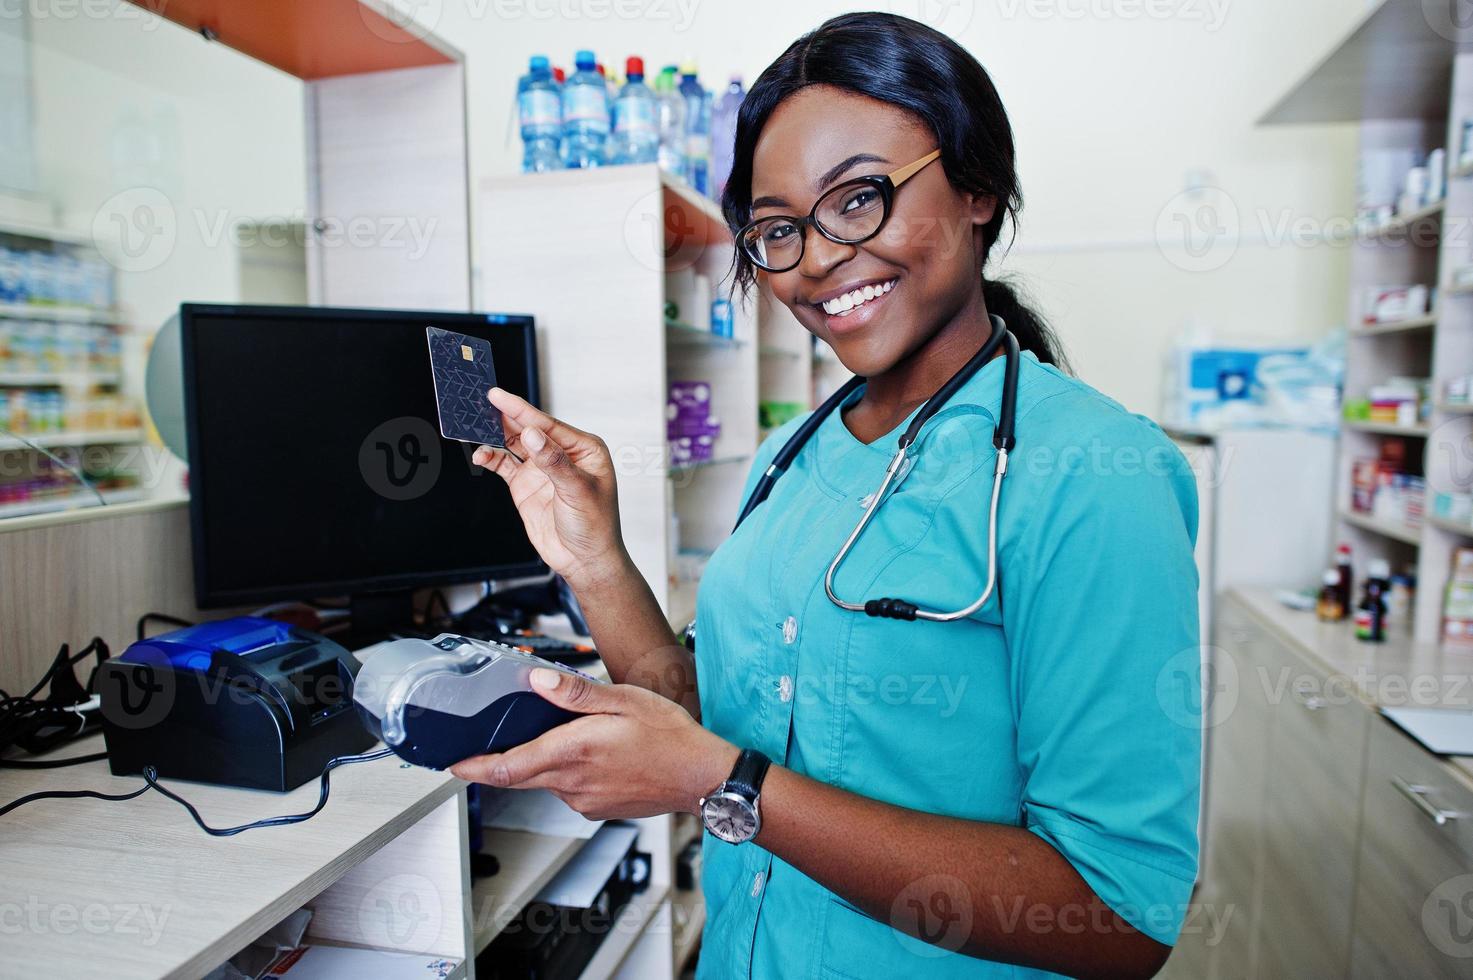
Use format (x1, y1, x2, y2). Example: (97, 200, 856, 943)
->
(346, 590, 417, 649)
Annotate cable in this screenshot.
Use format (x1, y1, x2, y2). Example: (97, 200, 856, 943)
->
(0, 748, 394, 834)
(0, 783, 150, 819)
(0, 424, 107, 507)
(0, 752, 108, 769)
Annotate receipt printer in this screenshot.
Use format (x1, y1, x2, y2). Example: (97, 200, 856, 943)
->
(98, 617, 374, 791)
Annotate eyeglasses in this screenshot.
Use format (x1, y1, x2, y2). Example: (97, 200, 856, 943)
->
(737, 149, 942, 273)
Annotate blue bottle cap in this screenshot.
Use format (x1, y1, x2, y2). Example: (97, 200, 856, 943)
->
(530, 55, 550, 71)
(575, 49, 596, 69)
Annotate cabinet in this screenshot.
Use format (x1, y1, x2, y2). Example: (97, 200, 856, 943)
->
(1168, 588, 1473, 979)
(1349, 718, 1473, 979)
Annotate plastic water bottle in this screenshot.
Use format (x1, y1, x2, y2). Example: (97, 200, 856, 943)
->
(561, 50, 609, 169)
(518, 55, 562, 173)
(678, 61, 710, 194)
(610, 57, 659, 165)
(710, 75, 745, 200)
(654, 67, 686, 178)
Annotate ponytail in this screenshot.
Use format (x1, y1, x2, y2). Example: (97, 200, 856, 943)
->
(983, 277, 1068, 372)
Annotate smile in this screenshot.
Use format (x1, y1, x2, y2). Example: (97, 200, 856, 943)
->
(819, 279, 896, 317)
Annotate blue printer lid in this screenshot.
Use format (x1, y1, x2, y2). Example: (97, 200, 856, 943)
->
(122, 617, 301, 674)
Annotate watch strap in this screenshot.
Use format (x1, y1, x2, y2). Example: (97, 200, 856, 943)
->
(725, 748, 771, 800)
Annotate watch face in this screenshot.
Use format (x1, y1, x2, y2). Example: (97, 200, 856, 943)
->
(702, 793, 758, 843)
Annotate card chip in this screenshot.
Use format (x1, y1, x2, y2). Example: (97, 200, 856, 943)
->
(461, 344, 474, 361)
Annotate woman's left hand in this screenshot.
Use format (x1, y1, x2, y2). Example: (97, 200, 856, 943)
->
(449, 669, 739, 821)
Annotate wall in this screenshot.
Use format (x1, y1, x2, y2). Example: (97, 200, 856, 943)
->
(419, 0, 1370, 415)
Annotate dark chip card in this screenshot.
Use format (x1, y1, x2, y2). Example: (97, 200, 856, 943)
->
(427, 326, 507, 448)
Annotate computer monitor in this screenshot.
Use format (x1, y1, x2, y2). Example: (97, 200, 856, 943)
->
(180, 303, 544, 633)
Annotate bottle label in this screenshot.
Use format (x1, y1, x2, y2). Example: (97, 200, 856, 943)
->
(562, 85, 609, 126)
(519, 89, 560, 128)
(613, 98, 657, 136)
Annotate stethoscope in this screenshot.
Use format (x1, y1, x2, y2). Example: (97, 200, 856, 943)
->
(684, 315, 1019, 648)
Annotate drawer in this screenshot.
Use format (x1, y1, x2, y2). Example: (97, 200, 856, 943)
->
(1350, 718, 1473, 979)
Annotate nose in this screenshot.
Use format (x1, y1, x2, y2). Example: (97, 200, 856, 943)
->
(797, 221, 856, 279)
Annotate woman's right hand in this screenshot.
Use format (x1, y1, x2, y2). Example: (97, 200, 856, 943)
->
(473, 388, 630, 592)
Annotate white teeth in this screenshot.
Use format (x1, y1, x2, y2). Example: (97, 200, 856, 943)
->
(820, 279, 896, 316)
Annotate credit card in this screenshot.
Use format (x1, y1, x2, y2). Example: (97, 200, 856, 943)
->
(426, 326, 507, 447)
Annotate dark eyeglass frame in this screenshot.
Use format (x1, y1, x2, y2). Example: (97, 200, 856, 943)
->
(737, 149, 943, 273)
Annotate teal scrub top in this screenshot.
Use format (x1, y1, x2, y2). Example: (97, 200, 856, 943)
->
(692, 351, 1201, 980)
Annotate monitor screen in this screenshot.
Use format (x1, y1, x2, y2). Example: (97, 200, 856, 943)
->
(181, 304, 543, 607)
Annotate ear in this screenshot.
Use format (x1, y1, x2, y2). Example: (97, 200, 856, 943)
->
(965, 192, 998, 228)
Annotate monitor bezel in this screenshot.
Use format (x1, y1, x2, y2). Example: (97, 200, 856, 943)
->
(180, 302, 547, 608)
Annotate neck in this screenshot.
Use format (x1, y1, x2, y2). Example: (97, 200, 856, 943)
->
(861, 289, 995, 421)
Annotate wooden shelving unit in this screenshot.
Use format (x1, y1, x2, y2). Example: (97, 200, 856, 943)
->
(1260, 0, 1473, 643)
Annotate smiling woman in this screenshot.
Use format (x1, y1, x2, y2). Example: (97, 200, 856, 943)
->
(455, 11, 1200, 980)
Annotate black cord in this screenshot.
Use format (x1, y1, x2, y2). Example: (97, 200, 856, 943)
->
(0, 752, 108, 769)
(0, 748, 394, 834)
(0, 783, 150, 818)
(137, 613, 194, 642)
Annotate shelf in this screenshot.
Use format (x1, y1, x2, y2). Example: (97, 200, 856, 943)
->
(1342, 419, 1430, 437)
(1258, 0, 1457, 124)
(1351, 314, 1436, 335)
(577, 885, 670, 980)
(0, 486, 149, 519)
(669, 453, 749, 475)
(1355, 200, 1445, 242)
(672, 887, 705, 972)
(758, 344, 804, 361)
(665, 319, 744, 350)
(0, 371, 122, 387)
(0, 302, 124, 324)
(1437, 402, 1473, 415)
(471, 828, 589, 952)
(0, 428, 144, 450)
(1340, 508, 1422, 546)
(1426, 514, 1473, 538)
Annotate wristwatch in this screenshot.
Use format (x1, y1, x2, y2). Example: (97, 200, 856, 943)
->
(699, 749, 771, 844)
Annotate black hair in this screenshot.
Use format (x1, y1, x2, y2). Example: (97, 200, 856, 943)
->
(720, 11, 1067, 369)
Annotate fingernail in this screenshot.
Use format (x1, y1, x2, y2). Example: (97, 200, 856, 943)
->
(531, 667, 560, 690)
(488, 386, 505, 401)
(522, 427, 546, 452)
(472, 446, 489, 464)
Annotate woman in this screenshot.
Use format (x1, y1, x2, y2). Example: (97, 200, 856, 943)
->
(453, 12, 1200, 979)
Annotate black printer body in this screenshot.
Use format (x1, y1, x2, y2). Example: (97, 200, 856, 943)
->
(98, 617, 374, 791)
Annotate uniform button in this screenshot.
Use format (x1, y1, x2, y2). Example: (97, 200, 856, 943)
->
(782, 616, 797, 644)
(778, 675, 793, 702)
(751, 872, 765, 898)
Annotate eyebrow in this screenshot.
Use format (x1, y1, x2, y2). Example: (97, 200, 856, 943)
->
(749, 152, 893, 213)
